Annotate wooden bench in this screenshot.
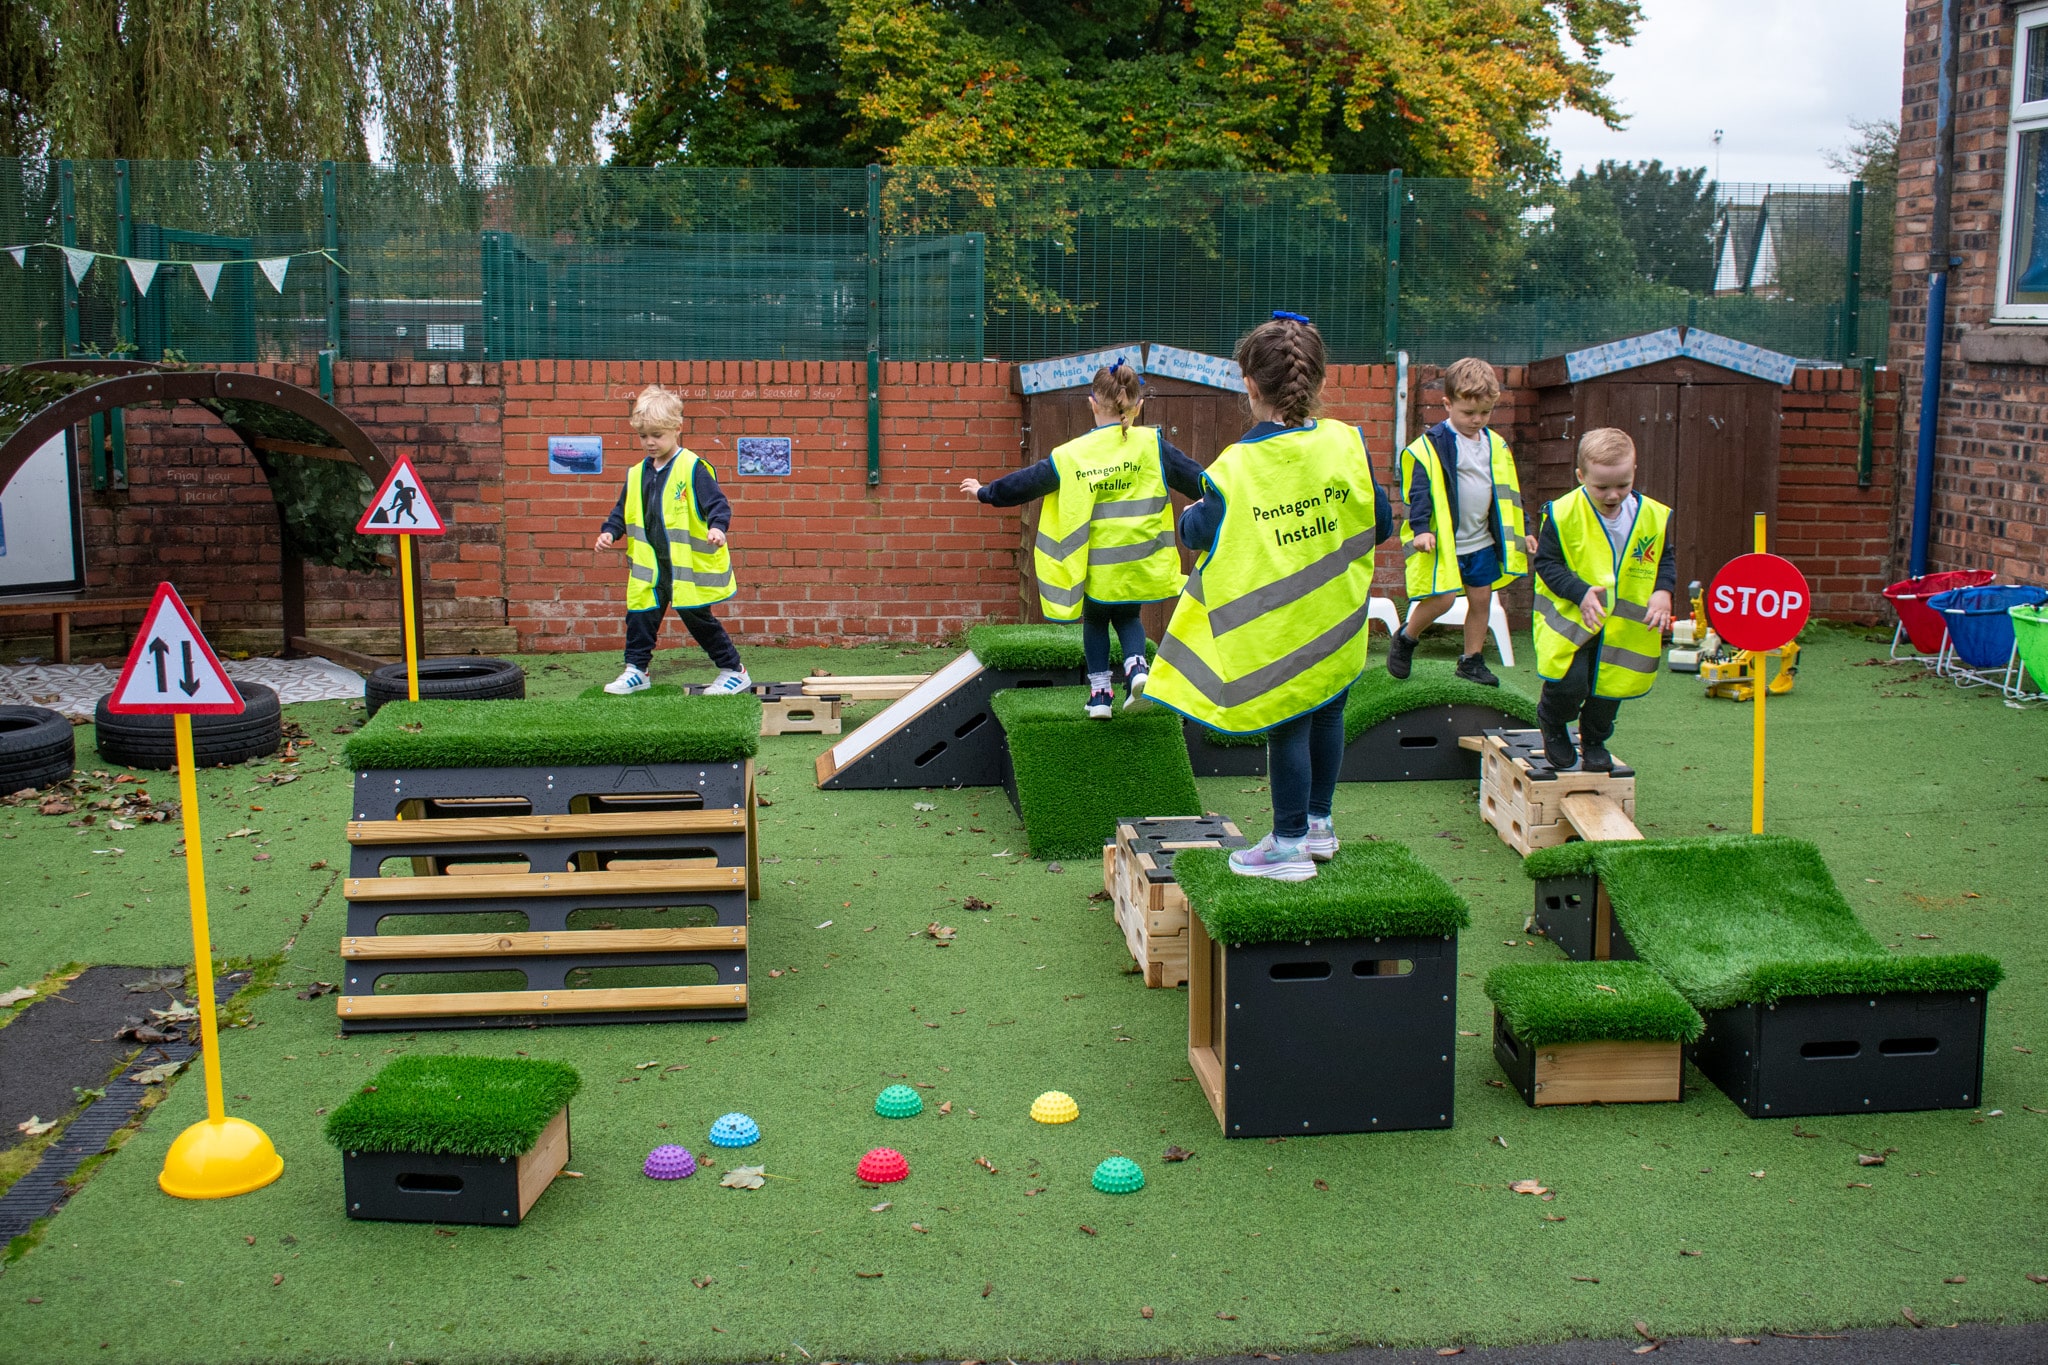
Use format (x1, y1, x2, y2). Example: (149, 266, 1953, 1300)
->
(0, 593, 206, 664)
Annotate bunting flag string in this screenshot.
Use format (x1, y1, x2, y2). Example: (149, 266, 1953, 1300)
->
(0, 242, 346, 299)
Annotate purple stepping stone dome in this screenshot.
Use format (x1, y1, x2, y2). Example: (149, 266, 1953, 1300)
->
(643, 1144, 698, 1180)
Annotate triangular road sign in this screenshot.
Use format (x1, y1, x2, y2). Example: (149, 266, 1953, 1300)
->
(356, 455, 445, 535)
(107, 583, 245, 715)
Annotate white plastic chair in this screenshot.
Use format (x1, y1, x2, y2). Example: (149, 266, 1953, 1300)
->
(1403, 595, 1516, 667)
(1367, 596, 1402, 639)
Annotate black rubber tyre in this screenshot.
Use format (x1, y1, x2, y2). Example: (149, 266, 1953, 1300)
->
(92, 683, 283, 771)
(0, 705, 75, 790)
(364, 657, 526, 717)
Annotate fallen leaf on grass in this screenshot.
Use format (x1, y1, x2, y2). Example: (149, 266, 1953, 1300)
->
(692, 1276, 713, 1289)
(1215, 1312, 1237, 1321)
(1024, 1188, 1047, 1196)
(1679, 1249, 1702, 1257)
(855, 1271, 884, 1279)
(1435, 1351, 1463, 1358)
(974, 1156, 998, 1174)
(1509, 1180, 1549, 1196)
(225, 827, 256, 838)
(1079, 1225, 1097, 1236)
(295, 982, 338, 1001)
(1634, 1321, 1658, 1343)
(720, 1166, 767, 1190)
(926, 924, 957, 944)
(1313, 1179, 1330, 1192)
(129, 1059, 190, 1086)
(16, 1115, 56, 1136)
(1570, 1275, 1599, 1283)
(634, 1060, 662, 1070)
(1901, 1307, 1925, 1328)
(2026, 1273, 2048, 1285)
(962, 896, 992, 911)
(1140, 1307, 1154, 1320)
(1163, 1145, 1193, 1162)
(1484, 1079, 1506, 1088)
(937, 1101, 952, 1115)
(913, 802, 935, 811)
(1857, 1153, 1887, 1166)
(1750, 1170, 1767, 1179)
(982, 1284, 993, 1299)
(1542, 1215, 1566, 1223)
(1945, 1275, 1967, 1284)
(560, 1170, 584, 1178)
(1848, 1182, 1873, 1189)
(910, 1223, 929, 1234)
(1594, 983, 1619, 994)
(0, 987, 36, 1008)
(867, 1201, 892, 1213)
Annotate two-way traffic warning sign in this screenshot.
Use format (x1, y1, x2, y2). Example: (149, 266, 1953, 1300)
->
(355, 455, 445, 535)
(106, 583, 243, 715)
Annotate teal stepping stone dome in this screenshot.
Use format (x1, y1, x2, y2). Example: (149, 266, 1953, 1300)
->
(875, 1084, 924, 1119)
(1091, 1156, 1145, 1194)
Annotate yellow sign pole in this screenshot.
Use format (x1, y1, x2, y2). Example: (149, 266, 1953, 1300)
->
(158, 715, 284, 1198)
(399, 537, 421, 702)
(1751, 513, 1767, 834)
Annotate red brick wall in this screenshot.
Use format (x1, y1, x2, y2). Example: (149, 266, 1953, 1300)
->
(9, 356, 1896, 655)
(1893, 1, 2048, 585)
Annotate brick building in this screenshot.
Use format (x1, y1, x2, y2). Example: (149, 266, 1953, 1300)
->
(1893, 0, 2048, 584)
(0, 356, 1889, 657)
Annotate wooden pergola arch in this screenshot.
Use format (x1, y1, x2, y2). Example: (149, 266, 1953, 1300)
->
(0, 359, 422, 669)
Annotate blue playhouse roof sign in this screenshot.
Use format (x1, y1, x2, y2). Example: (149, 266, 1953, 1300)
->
(1562, 327, 1798, 386)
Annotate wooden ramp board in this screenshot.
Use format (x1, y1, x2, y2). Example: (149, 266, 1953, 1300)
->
(814, 650, 1084, 790)
(1182, 703, 1531, 782)
(345, 866, 747, 902)
(338, 983, 748, 1029)
(1559, 791, 1643, 843)
(341, 925, 747, 958)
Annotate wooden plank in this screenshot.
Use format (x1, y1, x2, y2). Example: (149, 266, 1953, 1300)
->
(1532, 1040, 1682, 1105)
(1458, 734, 1484, 752)
(341, 926, 747, 958)
(345, 866, 747, 901)
(290, 634, 389, 673)
(516, 1107, 571, 1218)
(337, 983, 747, 1019)
(348, 810, 746, 845)
(1559, 791, 1644, 843)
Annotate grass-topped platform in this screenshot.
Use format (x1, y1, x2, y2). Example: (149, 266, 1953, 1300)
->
(1183, 660, 1539, 783)
(1177, 842, 1471, 1137)
(345, 693, 760, 770)
(991, 686, 1198, 860)
(966, 623, 1154, 672)
(1174, 841, 1471, 945)
(1524, 835, 2004, 1118)
(1485, 960, 1701, 1106)
(325, 1055, 582, 1225)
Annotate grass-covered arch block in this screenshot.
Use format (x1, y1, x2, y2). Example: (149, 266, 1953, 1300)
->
(1175, 844, 1470, 1136)
(1485, 960, 1701, 1107)
(991, 686, 1198, 860)
(344, 695, 760, 771)
(1523, 836, 2004, 1118)
(325, 1055, 582, 1225)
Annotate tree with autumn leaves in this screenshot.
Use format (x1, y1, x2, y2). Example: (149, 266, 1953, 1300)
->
(617, 0, 1642, 180)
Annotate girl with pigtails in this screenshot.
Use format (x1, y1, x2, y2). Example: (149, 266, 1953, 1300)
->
(961, 358, 1207, 718)
(1147, 313, 1394, 881)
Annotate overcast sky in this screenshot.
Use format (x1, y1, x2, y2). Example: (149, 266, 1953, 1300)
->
(1543, 0, 1907, 186)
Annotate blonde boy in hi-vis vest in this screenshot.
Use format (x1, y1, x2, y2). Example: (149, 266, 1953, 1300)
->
(594, 385, 752, 695)
(1530, 427, 1676, 772)
(1387, 357, 1535, 687)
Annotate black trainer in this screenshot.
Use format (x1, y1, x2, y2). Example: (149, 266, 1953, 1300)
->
(1541, 726, 1578, 771)
(1387, 630, 1418, 679)
(1455, 652, 1500, 687)
(1579, 742, 1614, 773)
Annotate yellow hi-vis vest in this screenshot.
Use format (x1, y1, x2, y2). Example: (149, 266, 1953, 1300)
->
(1532, 487, 1672, 700)
(622, 451, 734, 611)
(1398, 426, 1527, 597)
(1033, 425, 1185, 619)
(1147, 419, 1378, 735)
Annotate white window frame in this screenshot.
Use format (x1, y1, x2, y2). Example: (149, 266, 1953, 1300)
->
(1995, 2, 2048, 319)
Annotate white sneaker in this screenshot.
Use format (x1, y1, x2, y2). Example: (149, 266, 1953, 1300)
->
(1303, 816, 1339, 862)
(1123, 659, 1150, 710)
(1227, 834, 1317, 881)
(707, 668, 753, 695)
(604, 666, 651, 695)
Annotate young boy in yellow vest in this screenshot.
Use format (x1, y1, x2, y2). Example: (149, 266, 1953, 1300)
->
(1386, 357, 1534, 687)
(594, 385, 751, 695)
(1531, 427, 1676, 772)
(960, 359, 1205, 718)
(1147, 313, 1393, 880)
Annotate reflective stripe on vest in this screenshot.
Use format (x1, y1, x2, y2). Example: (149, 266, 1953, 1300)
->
(622, 452, 735, 611)
(1398, 427, 1528, 598)
(1531, 488, 1671, 700)
(1033, 426, 1184, 619)
(1146, 419, 1379, 734)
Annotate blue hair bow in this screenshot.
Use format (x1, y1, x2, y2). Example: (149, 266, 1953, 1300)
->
(1272, 310, 1311, 324)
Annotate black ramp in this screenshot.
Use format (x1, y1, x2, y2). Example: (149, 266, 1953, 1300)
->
(816, 651, 1083, 790)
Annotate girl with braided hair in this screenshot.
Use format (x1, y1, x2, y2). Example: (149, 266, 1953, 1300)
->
(961, 358, 1206, 717)
(1148, 313, 1393, 880)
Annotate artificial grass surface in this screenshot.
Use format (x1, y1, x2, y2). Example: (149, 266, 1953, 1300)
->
(966, 622, 1154, 671)
(1188, 658, 1538, 747)
(1175, 842, 1471, 944)
(1525, 835, 2005, 1009)
(990, 686, 1199, 859)
(343, 693, 760, 769)
(5, 626, 2048, 1363)
(1484, 960, 1703, 1045)
(323, 1055, 581, 1157)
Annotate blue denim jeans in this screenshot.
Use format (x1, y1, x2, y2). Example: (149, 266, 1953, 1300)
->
(1265, 686, 1349, 840)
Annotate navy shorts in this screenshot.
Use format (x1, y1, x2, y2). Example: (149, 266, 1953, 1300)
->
(1456, 542, 1502, 587)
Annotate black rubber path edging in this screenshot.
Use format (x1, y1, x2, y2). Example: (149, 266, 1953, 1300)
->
(0, 969, 244, 1244)
(0, 965, 185, 1146)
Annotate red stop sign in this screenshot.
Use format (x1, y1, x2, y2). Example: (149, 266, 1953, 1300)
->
(1707, 553, 1811, 651)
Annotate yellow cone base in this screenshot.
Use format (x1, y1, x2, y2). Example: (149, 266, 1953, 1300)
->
(158, 1117, 284, 1200)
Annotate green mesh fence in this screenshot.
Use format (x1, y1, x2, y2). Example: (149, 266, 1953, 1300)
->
(0, 159, 1888, 370)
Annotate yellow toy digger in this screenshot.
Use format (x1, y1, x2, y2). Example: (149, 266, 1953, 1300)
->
(1666, 580, 1797, 701)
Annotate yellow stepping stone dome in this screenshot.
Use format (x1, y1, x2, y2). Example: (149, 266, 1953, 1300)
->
(1030, 1090, 1079, 1124)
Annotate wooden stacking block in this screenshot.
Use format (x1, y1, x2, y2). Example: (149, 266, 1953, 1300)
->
(1492, 1016, 1683, 1105)
(760, 696, 841, 736)
(1473, 729, 1637, 855)
(1111, 815, 1247, 988)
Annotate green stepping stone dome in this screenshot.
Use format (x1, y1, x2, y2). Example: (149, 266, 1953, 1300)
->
(875, 1084, 923, 1118)
(1091, 1156, 1145, 1194)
